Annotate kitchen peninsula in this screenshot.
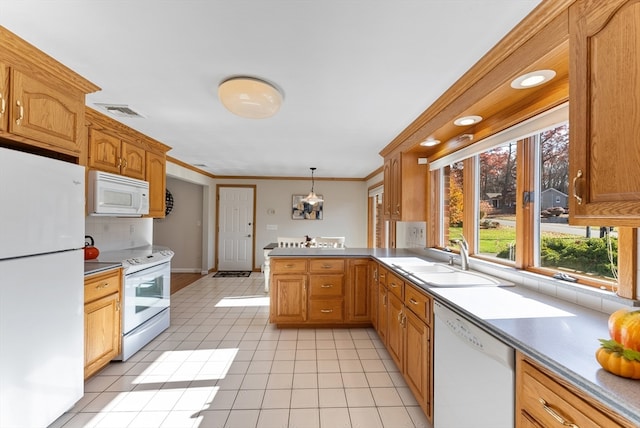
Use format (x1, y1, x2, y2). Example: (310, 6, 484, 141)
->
(269, 247, 640, 427)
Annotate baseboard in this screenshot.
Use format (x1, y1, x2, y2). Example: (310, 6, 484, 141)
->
(170, 268, 202, 273)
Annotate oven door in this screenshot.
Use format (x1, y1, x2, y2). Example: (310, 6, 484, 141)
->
(123, 262, 170, 334)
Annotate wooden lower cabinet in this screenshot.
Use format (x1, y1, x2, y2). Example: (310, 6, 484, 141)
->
(269, 257, 371, 327)
(516, 352, 634, 428)
(387, 293, 404, 369)
(270, 274, 307, 323)
(347, 259, 370, 322)
(369, 261, 379, 330)
(404, 308, 431, 418)
(84, 269, 122, 379)
(381, 278, 432, 420)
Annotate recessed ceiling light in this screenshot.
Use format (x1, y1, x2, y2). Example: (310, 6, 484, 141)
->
(453, 115, 482, 126)
(218, 76, 283, 119)
(510, 69, 556, 89)
(420, 137, 441, 147)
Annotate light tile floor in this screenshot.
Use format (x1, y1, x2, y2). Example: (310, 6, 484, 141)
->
(51, 274, 431, 428)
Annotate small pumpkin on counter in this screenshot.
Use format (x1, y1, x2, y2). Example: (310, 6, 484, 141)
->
(596, 309, 640, 379)
(596, 339, 640, 380)
(608, 308, 640, 351)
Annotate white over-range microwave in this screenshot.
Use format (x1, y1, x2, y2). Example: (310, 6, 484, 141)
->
(88, 170, 149, 217)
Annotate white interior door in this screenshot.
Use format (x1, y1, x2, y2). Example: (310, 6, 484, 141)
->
(218, 186, 255, 271)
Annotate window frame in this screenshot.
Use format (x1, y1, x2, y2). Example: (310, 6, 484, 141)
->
(427, 106, 636, 299)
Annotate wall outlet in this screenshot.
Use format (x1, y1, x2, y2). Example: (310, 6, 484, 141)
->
(266, 224, 278, 230)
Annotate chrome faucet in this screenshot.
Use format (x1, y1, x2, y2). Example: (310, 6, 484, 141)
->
(456, 237, 469, 271)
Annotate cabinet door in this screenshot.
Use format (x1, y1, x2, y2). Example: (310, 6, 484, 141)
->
(121, 140, 146, 179)
(270, 274, 307, 323)
(387, 293, 404, 370)
(377, 285, 388, 344)
(146, 150, 166, 218)
(404, 308, 431, 418)
(347, 259, 370, 322)
(569, 0, 640, 225)
(0, 62, 7, 132)
(9, 69, 84, 154)
(84, 292, 120, 379)
(88, 128, 122, 174)
(391, 155, 401, 219)
(383, 158, 392, 218)
(369, 262, 379, 330)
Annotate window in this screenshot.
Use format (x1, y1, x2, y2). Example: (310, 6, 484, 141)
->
(444, 162, 464, 246)
(535, 124, 618, 282)
(477, 141, 518, 262)
(430, 104, 619, 290)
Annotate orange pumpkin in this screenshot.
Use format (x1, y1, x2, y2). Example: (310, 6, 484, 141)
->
(596, 340, 640, 379)
(608, 309, 640, 352)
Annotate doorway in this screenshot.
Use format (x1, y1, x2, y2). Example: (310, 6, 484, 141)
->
(216, 185, 256, 271)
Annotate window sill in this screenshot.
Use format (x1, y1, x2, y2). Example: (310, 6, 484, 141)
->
(417, 248, 640, 312)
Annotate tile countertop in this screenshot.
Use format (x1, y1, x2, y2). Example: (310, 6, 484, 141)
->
(269, 247, 640, 425)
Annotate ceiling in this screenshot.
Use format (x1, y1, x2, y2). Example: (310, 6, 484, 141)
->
(1, 0, 542, 179)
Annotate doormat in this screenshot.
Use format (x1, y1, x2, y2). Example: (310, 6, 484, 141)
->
(213, 271, 251, 278)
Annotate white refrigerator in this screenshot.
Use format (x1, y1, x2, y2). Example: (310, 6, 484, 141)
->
(0, 147, 85, 427)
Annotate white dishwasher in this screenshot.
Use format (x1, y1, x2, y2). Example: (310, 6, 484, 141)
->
(433, 300, 515, 428)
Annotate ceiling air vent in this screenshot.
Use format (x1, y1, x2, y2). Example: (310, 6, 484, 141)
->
(94, 103, 145, 118)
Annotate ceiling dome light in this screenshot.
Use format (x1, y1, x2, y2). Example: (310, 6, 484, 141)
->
(218, 76, 283, 119)
(453, 115, 482, 126)
(420, 137, 441, 147)
(510, 69, 556, 89)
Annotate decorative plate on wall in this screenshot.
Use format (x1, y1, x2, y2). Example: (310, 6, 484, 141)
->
(165, 189, 174, 216)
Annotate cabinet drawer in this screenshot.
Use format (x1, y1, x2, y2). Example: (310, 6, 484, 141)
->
(309, 259, 345, 273)
(309, 275, 344, 297)
(404, 285, 431, 324)
(271, 258, 307, 273)
(378, 266, 388, 286)
(85, 269, 121, 303)
(520, 359, 621, 428)
(386, 272, 404, 299)
(309, 299, 344, 321)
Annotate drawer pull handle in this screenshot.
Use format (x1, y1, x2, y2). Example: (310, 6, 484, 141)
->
(320, 309, 333, 313)
(409, 298, 418, 305)
(285, 264, 294, 268)
(321, 284, 332, 288)
(390, 282, 397, 288)
(96, 282, 109, 289)
(0, 92, 5, 115)
(539, 398, 579, 428)
(322, 265, 333, 269)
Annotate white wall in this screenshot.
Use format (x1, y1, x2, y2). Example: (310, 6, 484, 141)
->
(153, 177, 204, 273)
(166, 161, 369, 272)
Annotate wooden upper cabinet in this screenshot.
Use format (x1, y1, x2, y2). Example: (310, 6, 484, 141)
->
(88, 128, 121, 174)
(383, 158, 392, 218)
(86, 107, 171, 218)
(8, 69, 85, 154)
(146, 150, 166, 218)
(120, 140, 145, 180)
(88, 128, 146, 179)
(0, 62, 7, 132)
(383, 151, 427, 226)
(569, 0, 640, 226)
(0, 27, 99, 156)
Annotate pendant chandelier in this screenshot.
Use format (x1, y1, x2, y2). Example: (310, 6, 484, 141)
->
(302, 167, 323, 205)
